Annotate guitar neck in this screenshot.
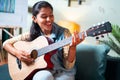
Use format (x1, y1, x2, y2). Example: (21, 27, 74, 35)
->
(37, 21, 112, 57)
(37, 31, 87, 57)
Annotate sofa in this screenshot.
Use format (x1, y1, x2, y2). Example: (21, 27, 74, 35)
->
(0, 44, 120, 80)
(75, 44, 120, 80)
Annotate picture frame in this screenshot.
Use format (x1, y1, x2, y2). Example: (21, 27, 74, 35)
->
(0, 0, 15, 13)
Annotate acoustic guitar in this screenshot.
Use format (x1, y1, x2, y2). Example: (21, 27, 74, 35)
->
(8, 21, 112, 80)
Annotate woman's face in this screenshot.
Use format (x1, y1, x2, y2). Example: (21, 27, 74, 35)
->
(33, 7, 54, 34)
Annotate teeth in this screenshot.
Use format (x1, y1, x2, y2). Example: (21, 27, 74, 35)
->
(47, 23, 51, 25)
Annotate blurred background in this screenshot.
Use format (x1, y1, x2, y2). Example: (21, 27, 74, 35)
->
(0, 0, 120, 62)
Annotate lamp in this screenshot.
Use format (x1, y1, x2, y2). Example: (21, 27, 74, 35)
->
(58, 20, 80, 34)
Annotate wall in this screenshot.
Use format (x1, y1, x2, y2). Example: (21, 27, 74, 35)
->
(0, 0, 28, 27)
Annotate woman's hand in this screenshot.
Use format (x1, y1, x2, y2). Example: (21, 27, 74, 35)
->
(70, 31, 85, 47)
(15, 50, 34, 65)
(67, 31, 85, 63)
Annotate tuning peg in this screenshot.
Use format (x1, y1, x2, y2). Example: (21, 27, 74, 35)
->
(102, 21, 105, 24)
(101, 35, 104, 38)
(96, 36, 99, 40)
(97, 23, 101, 26)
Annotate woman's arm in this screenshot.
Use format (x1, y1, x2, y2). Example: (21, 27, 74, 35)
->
(3, 32, 33, 64)
(63, 29, 85, 69)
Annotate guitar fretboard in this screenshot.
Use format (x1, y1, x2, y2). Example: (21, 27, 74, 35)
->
(37, 32, 87, 57)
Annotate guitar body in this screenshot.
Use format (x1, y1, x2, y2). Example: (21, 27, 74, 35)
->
(8, 36, 55, 80)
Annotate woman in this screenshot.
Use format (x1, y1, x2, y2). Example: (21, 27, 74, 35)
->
(3, 1, 84, 80)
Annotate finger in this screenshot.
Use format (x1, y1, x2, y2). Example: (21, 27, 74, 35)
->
(21, 56, 28, 61)
(82, 32, 85, 40)
(21, 51, 31, 58)
(21, 56, 33, 63)
(70, 36, 75, 47)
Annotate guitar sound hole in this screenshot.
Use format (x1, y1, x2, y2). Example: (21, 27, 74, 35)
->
(31, 50, 38, 59)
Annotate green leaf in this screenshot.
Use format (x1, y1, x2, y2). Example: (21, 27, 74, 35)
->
(111, 24, 120, 43)
(99, 24, 120, 55)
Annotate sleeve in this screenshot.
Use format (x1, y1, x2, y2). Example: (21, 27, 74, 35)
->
(2, 32, 30, 47)
(63, 29, 76, 69)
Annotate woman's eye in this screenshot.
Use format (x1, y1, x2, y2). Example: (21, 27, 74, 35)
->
(50, 15, 53, 17)
(41, 16, 47, 19)
(41, 14, 53, 19)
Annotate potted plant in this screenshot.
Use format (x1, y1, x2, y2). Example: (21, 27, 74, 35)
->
(99, 24, 120, 55)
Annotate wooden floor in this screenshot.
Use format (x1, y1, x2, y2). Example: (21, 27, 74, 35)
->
(0, 60, 7, 66)
(0, 50, 8, 66)
(0, 40, 7, 66)
(0, 51, 8, 66)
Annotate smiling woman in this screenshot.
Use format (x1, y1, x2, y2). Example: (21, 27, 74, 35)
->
(2, 1, 84, 80)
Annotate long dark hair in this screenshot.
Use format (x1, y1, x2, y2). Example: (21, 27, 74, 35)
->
(29, 1, 53, 41)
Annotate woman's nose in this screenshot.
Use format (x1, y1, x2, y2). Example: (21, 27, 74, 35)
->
(46, 17, 51, 21)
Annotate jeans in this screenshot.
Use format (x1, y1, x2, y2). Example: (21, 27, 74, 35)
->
(33, 70, 75, 80)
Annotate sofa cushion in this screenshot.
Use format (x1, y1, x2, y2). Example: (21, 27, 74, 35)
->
(75, 44, 110, 80)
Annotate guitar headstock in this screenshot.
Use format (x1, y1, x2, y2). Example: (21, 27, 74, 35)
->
(86, 21, 112, 37)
